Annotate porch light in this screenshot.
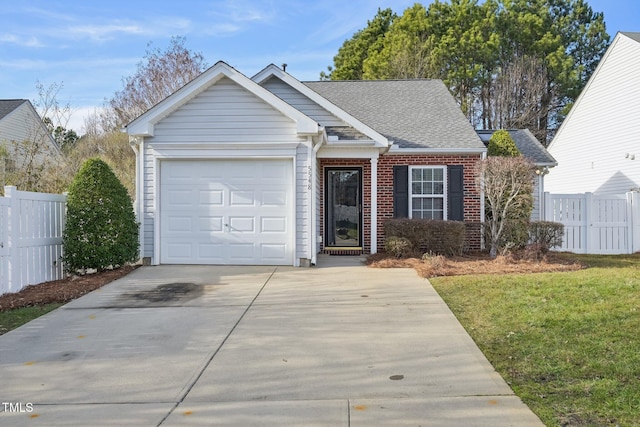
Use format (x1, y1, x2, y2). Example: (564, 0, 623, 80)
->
(535, 166, 549, 176)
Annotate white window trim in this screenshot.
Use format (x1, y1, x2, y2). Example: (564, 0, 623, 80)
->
(408, 165, 448, 220)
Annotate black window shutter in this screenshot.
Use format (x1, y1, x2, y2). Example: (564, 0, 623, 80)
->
(393, 165, 409, 218)
(447, 165, 464, 221)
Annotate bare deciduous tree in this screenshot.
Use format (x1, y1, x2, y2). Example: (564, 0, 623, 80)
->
(71, 36, 208, 197)
(109, 36, 207, 128)
(476, 156, 534, 258)
(1, 82, 71, 193)
(490, 56, 554, 143)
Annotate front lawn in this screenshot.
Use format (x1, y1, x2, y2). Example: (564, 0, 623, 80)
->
(430, 253, 640, 426)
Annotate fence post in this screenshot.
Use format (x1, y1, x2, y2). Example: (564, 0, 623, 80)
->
(543, 192, 550, 221)
(5, 186, 20, 293)
(585, 192, 592, 254)
(631, 192, 640, 253)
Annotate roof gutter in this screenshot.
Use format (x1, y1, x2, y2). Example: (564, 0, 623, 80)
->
(387, 146, 487, 155)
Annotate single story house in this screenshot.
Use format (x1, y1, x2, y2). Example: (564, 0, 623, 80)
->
(476, 129, 557, 220)
(545, 31, 640, 195)
(126, 61, 486, 266)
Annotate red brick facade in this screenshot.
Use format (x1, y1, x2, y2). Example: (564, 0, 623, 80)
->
(320, 154, 483, 254)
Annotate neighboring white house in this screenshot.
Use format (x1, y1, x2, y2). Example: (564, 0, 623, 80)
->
(0, 99, 60, 169)
(545, 32, 640, 194)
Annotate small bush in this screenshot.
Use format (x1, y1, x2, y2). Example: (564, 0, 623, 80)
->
(422, 252, 447, 269)
(528, 221, 564, 253)
(62, 158, 139, 273)
(385, 219, 466, 256)
(385, 236, 413, 258)
(487, 130, 520, 157)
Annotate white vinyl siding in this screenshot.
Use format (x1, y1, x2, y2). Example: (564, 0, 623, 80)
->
(546, 33, 640, 194)
(0, 102, 58, 164)
(296, 143, 310, 261)
(261, 77, 347, 127)
(409, 166, 447, 220)
(140, 76, 309, 264)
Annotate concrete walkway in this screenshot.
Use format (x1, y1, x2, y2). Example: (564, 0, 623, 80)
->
(0, 259, 543, 426)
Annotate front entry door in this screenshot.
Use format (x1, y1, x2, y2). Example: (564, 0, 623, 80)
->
(325, 168, 362, 248)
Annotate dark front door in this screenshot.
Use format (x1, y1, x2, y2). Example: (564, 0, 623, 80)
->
(325, 168, 362, 248)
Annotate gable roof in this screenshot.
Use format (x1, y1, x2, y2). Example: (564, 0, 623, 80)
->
(253, 64, 389, 148)
(0, 99, 28, 121)
(548, 31, 640, 152)
(303, 79, 485, 151)
(477, 129, 557, 166)
(127, 61, 319, 136)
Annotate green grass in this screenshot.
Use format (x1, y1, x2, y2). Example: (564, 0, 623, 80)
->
(430, 253, 640, 426)
(0, 303, 63, 336)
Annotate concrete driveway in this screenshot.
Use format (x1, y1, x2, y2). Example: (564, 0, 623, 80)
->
(0, 258, 543, 426)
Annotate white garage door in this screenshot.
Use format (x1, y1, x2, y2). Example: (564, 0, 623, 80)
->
(159, 159, 293, 265)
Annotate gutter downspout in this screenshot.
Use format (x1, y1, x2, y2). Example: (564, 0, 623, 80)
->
(480, 151, 487, 250)
(370, 157, 378, 254)
(310, 128, 326, 266)
(128, 134, 144, 263)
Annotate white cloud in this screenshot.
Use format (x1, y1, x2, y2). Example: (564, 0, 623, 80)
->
(67, 106, 105, 135)
(216, 0, 276, 23)
(68, 22, 148, 41)
(0, 33, 43, 47)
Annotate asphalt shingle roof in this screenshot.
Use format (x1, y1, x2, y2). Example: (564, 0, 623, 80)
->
(0, 99, 27, 121)
(303, 80, 484, 150)
(477, 129, 557, 165)
(622, 32, 640, 43)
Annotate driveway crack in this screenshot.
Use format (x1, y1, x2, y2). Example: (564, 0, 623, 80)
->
(157, 267, 278, 426)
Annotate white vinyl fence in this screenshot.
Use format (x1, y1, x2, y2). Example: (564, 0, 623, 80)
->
(0, 186, 66, 296)
(544, 192, 640, 254)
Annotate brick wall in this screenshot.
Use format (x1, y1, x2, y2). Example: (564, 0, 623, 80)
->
(377, 154, 483, 251)
(319, 154, 483, 254)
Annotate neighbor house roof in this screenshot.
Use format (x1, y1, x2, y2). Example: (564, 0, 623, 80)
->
(303, 80, 485, 150)
(621, 32, 640, 43)
(0, 99, 27, 121)
(477, 129, 557, 166)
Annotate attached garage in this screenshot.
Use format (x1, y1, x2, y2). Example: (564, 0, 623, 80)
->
(159, 159, 294, 265)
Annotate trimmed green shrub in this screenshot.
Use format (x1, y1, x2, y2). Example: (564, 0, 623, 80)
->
(488, 130, 520, 157)
(528, 221, 564, 253)
(62, 158, 139, 273)
(384, 219, 466, 256)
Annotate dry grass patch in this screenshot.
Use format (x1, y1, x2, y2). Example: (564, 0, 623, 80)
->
(367, 252, 584, 278)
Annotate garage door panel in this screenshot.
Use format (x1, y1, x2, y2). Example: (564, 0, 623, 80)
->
(261, 217, 287, 233)
(198, 243, 224, 261)
(167, 216, 193, 232)
(230, 190, 255, 206)
(229, 216, 255, 232)
(198, 216, 223, 232)
(167, 243, 192, 259)
(166, 189, 194, 207)
(199, 190, 223, 205)
(160, 159, 293, 265)
(262, 190, 287, 206)
(229, 243, 254, 262)
(260, 244, 287, 261)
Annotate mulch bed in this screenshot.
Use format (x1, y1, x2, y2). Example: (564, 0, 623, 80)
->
(367, 252, 585, 278)
(0, 265, 139, 311)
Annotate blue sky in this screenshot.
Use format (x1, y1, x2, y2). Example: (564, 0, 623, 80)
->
(1, 0, 637, 133)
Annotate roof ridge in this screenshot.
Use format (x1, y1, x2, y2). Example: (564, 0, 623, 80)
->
(304, 79, 439, 83)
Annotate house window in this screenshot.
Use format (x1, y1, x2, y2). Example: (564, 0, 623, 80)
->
(409, 166, 446, 219)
